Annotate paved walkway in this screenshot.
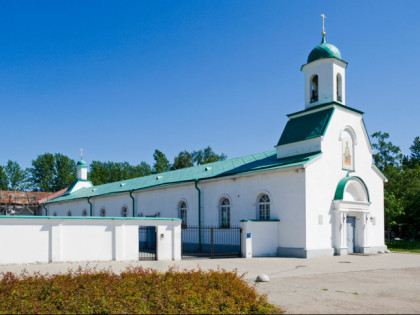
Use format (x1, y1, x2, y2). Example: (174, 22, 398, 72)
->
(1, 253, 420, 313)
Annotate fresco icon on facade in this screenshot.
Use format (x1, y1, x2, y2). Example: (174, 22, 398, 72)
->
(342, 130, 354, 171)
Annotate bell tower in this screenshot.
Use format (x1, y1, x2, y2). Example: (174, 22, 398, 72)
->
(77, 148, 88, 180)
(301, 15, 347, 109)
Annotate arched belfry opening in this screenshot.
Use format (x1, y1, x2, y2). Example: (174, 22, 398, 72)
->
(310, 75, 319, 103)
(336, 73, 342, 102)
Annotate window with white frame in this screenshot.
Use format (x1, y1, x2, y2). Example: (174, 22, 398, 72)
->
(219, 197, 231, 228)
(258, 194, 270, 220)
(121, 206, 128, 217)
(100, 208, 106, 217)
(178, 201, 187, 227)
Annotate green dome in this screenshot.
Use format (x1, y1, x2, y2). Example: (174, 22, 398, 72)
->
(77, 159, 87, 167)
(307, 36, 341, 64)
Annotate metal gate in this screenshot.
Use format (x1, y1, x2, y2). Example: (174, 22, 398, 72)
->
(139, 226, 156, 260)
(182, 226, 242, 259)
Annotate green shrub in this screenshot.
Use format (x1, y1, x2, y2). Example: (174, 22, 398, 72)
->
(0, 266, 283, 314)
(386, 239, 420, 253)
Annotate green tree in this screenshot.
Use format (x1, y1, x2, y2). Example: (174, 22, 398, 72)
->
(193, 146, 227, 165)
(153, 150, 171, 174)
(371, 132, 405, 238)
(409, 136, 420, 163)
(4, 160, 30, 191)
(30, 153, 55, 191)
(88, 161, 108, 186)
(372, 133, 420, 240)
(0, 166, 7, 190)
(384, 191, 404, 241)
(88, 161, 123, 185)
(88, 161, 153, 185)
(371, 132, 403, 172)
(129, 162, 152, 178)
(30, 153, 76, 192)
(54, 153, 77, 190)
(399, 164, 420, 238)
(173, 151, 194, 170)
(403, 136, 420, 168)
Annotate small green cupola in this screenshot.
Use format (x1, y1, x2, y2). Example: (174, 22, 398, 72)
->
(307, 35, 342, 64)
(77, 159, 87, 167)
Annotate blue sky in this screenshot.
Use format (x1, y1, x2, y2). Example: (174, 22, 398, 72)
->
(1, 1, 419, 169)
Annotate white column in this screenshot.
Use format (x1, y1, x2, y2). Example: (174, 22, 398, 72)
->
(114, 223, 125, 260)
(240, 221, 252, 258)
(172, 223, 182, 261)
(50, 222, 62, 262)
(156, 225, 172, 261)
(334, 212, 348, 256)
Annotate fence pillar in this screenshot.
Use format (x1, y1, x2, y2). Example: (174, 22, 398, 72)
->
(240, 221, 253, 258)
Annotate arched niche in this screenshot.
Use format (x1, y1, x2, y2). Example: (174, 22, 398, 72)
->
(340, 127, 357, 171)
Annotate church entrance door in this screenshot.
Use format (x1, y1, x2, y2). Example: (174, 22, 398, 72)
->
(346, 216, 356, 253)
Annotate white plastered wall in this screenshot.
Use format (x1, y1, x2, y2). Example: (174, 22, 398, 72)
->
(47, 168, 307, 253)
(304, 106, 386, 253)
(0, 217, 182, 264)
(303, 58, 347, 108)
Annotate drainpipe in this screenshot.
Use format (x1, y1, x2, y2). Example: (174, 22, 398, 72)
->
(87, 197, 93, 216)
(42, 203, 48, 216)
(194, 179, 202, 250)
(129, 190, 135, 217)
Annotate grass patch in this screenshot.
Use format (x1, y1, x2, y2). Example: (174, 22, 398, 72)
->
(0, 266, 283, 314)
(386, 240, 420, 253)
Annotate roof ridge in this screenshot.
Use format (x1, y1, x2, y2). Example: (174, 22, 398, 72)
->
(70, 149, 278, 191)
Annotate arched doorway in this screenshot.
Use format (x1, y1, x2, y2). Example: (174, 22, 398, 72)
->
(332, 176, 371, 255)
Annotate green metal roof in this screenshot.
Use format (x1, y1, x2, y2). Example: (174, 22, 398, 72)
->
(307, 36, 342, 63)
(46, 150, 322, 204)
(334, 176, 370, 202)
(0, 215, 181, 221)
(277, 108, 334, 146)
(77, 159, 87, 166)
(287, 102, 364, 118)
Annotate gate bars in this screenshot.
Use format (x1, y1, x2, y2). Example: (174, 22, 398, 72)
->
(181, 226, 242, 259)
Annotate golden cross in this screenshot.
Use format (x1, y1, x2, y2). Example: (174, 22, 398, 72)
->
(321, 14, 326, 36)
(80, 148, 83, 159)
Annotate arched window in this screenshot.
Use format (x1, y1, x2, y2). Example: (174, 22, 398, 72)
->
(258, 194, 270, 220)
(100, 208, 106, 217)
(219, 197, 231, 228)
(67, 211, 72, 216)
(121, 206, 128, 217)
(336, 73, 342, 102)
(178, 201, 187, 227)
(82, 209, 87, 216)
(310, 75, 319, 103)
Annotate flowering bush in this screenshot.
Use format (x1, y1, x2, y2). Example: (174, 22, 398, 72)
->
(0, 266, 283, 314)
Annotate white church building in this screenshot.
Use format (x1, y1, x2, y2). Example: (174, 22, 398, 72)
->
(44, 33, 387, 258)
